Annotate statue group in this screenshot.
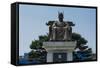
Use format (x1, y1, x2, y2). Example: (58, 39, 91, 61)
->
(46, 12, 75, 41)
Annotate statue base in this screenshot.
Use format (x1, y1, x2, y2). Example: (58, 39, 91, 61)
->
(43, 41, 76, 62)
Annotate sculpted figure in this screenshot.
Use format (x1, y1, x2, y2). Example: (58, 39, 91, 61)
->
(46, 12, 75, 41)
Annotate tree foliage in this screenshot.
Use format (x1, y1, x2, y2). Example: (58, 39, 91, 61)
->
(30, 40, 41, 49)
(72, 32, 81, 41)
(30, 35, 49, 49)
(72, 32, 88, 49)
(28, 50, 40, 58)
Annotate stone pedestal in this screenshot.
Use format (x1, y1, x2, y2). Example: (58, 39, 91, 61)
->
(47, 52, 53, 62)
(43, 41, 76, 62)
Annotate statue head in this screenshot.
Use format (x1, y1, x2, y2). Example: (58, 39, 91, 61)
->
(58, 12, 64, 22)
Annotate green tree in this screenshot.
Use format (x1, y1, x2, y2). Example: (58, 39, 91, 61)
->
(30, 40, 41, 49)
(72, 32, 81, 41)
(72, 33, 93, 61)
(29, 35, 48, 60)
(28, 50, 39, 58)
(72, 32, 88, 49)
(30, 35, 49, 49)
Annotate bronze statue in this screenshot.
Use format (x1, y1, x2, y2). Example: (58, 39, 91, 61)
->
(46, 12, 75, 41)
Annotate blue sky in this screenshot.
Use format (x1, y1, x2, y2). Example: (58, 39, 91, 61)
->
(19, 4, 96, 56)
